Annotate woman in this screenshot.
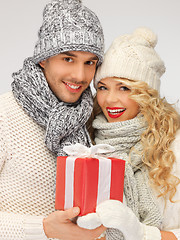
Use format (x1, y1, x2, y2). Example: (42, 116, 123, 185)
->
(78, 27, 180, 240)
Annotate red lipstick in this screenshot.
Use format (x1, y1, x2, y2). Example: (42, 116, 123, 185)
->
(106, 107, 126, 118)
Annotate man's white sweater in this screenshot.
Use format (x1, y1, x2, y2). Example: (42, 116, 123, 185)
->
(0, 92, 55, 239)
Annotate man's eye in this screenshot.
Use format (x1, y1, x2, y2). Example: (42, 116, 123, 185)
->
(86, 61, 95, 65)
(64, 58, 73, 62)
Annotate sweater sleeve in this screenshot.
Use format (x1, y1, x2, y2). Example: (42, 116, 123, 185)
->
(0, 212, 47, 240)
(0, 111, 47, 240)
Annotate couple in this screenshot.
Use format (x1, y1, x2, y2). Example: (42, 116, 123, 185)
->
(0, 0, 179, 239)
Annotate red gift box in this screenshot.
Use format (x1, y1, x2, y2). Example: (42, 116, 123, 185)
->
(55, 144, 125, 216)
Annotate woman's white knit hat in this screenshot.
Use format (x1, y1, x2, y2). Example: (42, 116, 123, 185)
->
(94, 27, 166, 91)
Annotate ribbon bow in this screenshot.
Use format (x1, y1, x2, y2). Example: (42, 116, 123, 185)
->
(63, 143, 115, 158)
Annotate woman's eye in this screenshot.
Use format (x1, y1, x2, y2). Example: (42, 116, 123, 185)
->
(120, 86, 130, 91)
(64, 57, 73, 62)
(98, 86, 107, 90)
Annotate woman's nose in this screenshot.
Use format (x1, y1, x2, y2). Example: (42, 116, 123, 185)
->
(106, 90, 119, 104)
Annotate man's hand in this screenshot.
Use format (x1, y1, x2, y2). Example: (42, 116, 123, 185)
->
(161, 231, 177, 240)
(43, 207, 106, 240)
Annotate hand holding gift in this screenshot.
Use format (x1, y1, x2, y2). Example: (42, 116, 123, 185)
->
(43, 206, 106, 239)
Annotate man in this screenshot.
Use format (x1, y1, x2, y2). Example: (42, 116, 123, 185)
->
(0, 0, 105, 239)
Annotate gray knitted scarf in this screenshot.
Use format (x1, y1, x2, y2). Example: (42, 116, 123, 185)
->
(11, 57, 93, 156)
(93, 114, 162, 239)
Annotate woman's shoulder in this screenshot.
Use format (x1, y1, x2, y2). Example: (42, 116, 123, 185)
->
(170, 129, 180, 180)
(171, 129, 180, 158)
(174, 129, 180, 141)
(159, 129, 180, 230)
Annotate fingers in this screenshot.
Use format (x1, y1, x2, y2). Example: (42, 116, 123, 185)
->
(63, 207, 80, 220)
(56, 207, 106, 239)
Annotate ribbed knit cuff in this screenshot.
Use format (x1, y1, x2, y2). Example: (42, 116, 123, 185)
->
(143, 225, 161, 240)
(24, 215, 48, 240)
(170, 229, 180, 240)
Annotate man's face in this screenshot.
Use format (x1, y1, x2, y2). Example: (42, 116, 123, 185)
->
(39, 51, 98, 103)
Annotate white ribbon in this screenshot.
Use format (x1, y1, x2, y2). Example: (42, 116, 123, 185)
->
(63, 143, 115, 210)
(63, 143, 115, 158)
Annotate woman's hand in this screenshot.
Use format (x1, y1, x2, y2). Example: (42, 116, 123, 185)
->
(43, 207, 106, 240)
(77, 212, 102, 229)
(96, 200, 161, 240)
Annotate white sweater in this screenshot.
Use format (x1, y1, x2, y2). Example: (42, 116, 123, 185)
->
(0, 92, 180, 239)
(0, 92, 56, 239)
(156, 127, 180, 233)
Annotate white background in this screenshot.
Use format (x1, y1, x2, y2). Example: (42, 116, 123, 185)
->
(0, 0, 179, 111)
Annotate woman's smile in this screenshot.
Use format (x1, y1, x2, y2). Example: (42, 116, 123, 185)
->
(106, 107, 126, 118)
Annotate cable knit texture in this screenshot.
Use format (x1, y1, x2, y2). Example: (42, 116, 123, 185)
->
(11, 57, 93, 156)
(0, 92, 57, 239)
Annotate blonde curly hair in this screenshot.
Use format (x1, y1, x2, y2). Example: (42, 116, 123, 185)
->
(87, 78, 180, 202)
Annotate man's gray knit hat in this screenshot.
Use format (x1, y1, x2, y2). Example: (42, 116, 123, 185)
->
(33, 0, 104, 65)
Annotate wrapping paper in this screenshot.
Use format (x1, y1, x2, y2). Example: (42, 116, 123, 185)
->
(55, 144, 125, 216)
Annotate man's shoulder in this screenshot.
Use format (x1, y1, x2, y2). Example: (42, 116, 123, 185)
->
(0, 90, 15, 103)
(0, 91, 14, 101)
(0, 91, 18, 114)
(170, 129, 180, 154)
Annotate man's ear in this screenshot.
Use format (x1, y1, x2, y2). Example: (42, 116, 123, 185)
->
(39, 60, 46, 69)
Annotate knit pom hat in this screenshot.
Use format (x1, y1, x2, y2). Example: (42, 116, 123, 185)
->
(94, 27, 166, 91)
(33, 0, 104, 65)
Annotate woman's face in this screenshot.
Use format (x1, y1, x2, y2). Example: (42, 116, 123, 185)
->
(96, 77, 139, 123)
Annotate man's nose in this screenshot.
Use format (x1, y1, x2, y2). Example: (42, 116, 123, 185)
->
(72, 64, 86, 83)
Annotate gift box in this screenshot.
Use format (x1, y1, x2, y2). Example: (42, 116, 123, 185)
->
(55, 144, 125, 216)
